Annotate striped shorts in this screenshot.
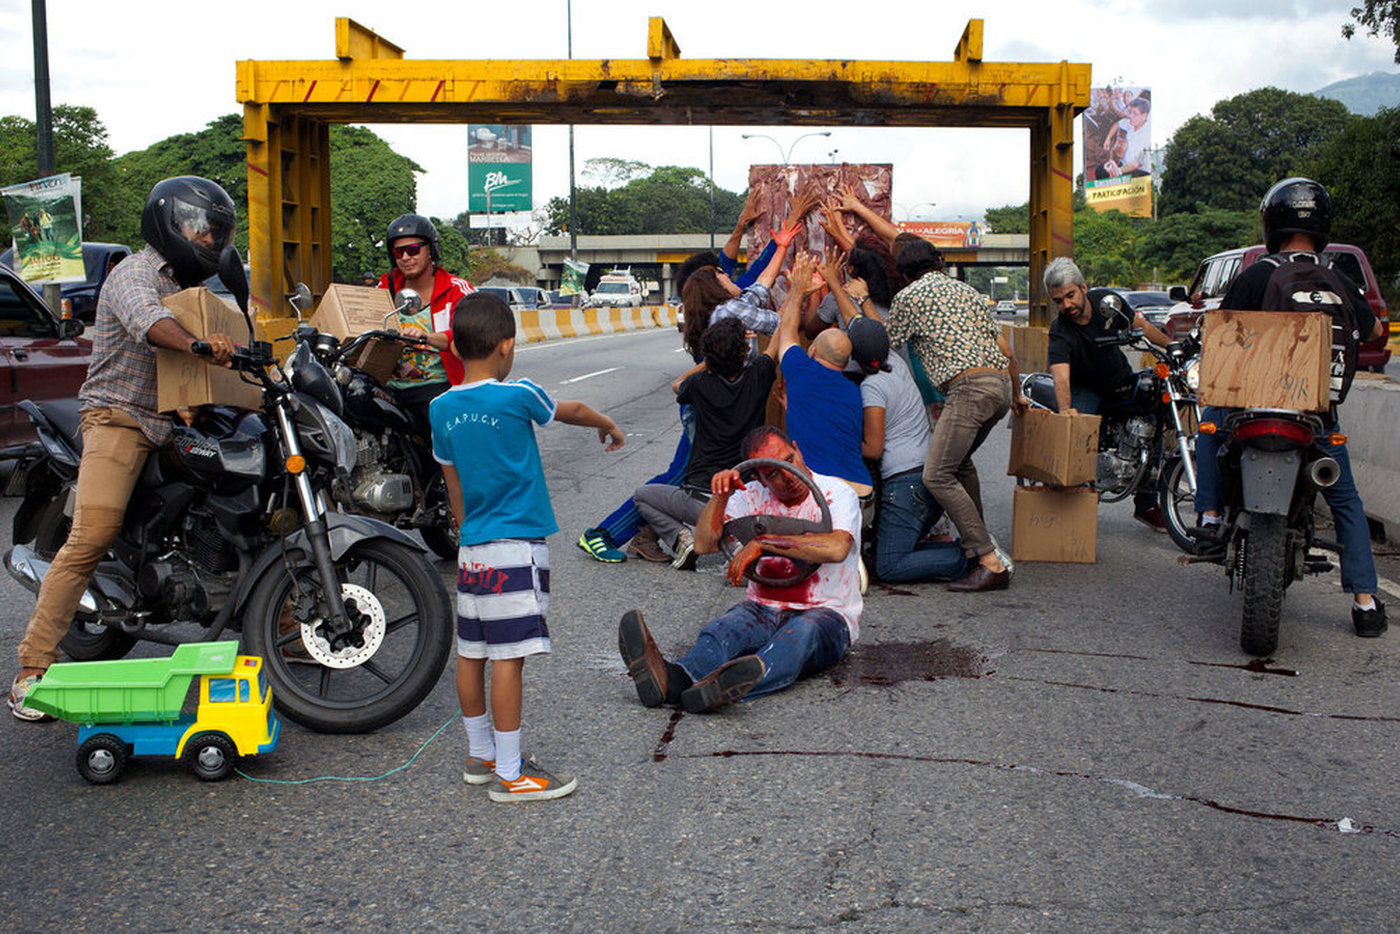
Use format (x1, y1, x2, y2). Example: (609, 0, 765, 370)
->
(456, 539, 551, 660)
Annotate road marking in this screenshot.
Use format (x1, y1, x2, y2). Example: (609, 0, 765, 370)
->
(560, 366, 621, 385)
(1377, 576, 1400, 599)
(516, 328, 666, 353)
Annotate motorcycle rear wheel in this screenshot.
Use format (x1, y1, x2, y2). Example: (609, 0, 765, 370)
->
(1240, 512, 1288, 656)
(243, 538, 453, 733)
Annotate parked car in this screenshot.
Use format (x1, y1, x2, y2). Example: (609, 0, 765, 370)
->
(1165, 244, 1390, 370)
(995, 300, 1017, 314)
(583, 272, 643, 308)
(546, 290, 576, 309)
(0, 263, 92, 451)
(474, 285, 551, 311)
(1103, 288, 1176, 329)
(0, 242, 132, 322)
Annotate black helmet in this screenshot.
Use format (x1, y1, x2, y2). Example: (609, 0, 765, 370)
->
(385, 214, 440, 266)
(141, 176, 237, 287)
(1260, 177, 1331, 253)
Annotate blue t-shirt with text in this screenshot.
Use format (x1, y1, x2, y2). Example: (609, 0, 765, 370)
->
(430, 378, 558, 546)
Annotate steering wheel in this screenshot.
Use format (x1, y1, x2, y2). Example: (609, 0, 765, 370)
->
(719, 457, 834, 587)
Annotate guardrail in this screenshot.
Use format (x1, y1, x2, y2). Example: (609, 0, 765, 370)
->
(1340, 373, 1400, 540)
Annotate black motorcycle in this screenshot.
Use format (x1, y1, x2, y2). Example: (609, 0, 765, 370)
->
(1190, 409, 1342, 656)
(287, 285, 457, 559)
(5, 248, 453, 733)
(1021, 292, 1200, 537)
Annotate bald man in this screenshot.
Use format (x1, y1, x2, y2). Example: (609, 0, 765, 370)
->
(774, 254, 871, 496)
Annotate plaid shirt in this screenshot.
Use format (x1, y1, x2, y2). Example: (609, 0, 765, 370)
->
(78, 246, 180, 444)
(711, 283, 779, 334)
(886, 271, 1006, 390)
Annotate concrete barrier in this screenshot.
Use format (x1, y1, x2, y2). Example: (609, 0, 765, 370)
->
(518, 304, 678, 344)
(1340, 373, 1400, 539)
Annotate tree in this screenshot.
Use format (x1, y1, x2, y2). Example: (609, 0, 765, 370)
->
(580, 157, 651, 189)
(328, 125, 421, 282)
(1343, 1, 1400, 63)
(0, 105, 127, 241)
(1140, 207, 1257, 282)
(1158, 88, 1353, 216)
(983, 203, 1028, 234)
(543, 164, 745, 235)
(1311, 105, 1400, 287)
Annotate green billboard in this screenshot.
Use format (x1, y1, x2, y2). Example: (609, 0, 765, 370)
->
(467, 125, 533, 213)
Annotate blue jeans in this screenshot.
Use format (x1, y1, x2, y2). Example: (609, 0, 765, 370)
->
(1194, 406, 1377, 594)
(677, 601, 851, 699)
(874, 469, 969, 582)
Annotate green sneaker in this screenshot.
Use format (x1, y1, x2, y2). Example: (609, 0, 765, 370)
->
(577, 527, 626, 563)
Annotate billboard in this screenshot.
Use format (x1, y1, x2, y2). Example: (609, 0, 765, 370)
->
(1082, 86, 1153, 218)
(896, 220, 985, 250)
(467, 125, 533, 213)
(3, 172, 85, 282)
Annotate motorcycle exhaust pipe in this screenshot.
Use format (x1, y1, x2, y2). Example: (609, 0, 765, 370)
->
(1308, 456, 1341, 489)
(4, 544, 101, 613)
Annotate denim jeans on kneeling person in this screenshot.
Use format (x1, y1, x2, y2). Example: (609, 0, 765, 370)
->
(875, 469, 969, 583)
(1194, 406, 1377, 595)
(676, 601, 851, 699)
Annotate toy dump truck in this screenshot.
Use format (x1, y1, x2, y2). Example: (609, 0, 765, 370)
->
(24, 641, 280, 784)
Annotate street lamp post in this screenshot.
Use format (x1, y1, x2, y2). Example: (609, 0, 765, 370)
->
(740, 131, 833, 165)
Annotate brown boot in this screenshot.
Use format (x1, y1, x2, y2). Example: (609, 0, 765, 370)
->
(628, 525, 670, 563)
(618, 609, 670, 707)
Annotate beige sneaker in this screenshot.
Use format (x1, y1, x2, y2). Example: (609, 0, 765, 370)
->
(9, 674, 54, 723)
(671, 528, 697, 571)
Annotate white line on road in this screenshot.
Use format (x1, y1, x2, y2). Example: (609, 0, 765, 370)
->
(1377, 576, 1400, 599)
(515, 328, 667, 353)
(560, 366, 621, 384)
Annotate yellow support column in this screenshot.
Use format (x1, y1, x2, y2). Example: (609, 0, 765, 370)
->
(1027, 68, 1079, 327)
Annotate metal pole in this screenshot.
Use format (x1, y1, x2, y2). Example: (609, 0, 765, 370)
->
(31, 0, 60, 315)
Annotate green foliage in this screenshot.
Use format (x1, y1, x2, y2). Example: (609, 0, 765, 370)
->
(983, 203, 1028, 234)
(544, 163, 745, 235)
(329, 125, 422, 282)
(1311, 105, 1400, 284)
(1141, 206, 1257, 282)
(1159, 88, 1353, 216)
(1343, 1, 1400, 63)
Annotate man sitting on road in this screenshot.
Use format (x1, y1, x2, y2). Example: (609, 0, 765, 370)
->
(1043, 257, 1170, 529)
(618, 426, 861, 713)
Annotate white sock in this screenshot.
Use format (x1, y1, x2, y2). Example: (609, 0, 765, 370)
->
(494, 728, 522, 782)
(462, 714, 494, 761)
(1201, 515, 1221, 527)
(1354, 598, 1377, 612)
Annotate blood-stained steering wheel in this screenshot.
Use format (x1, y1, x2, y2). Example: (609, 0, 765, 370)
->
(719, 457, 834, 588)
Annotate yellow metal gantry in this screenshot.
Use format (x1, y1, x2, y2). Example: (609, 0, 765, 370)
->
(237, 17, 1089, 324)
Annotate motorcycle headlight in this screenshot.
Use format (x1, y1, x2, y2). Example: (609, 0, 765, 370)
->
(292, 393, 357, 475)
(1183, 358, 1200, 392)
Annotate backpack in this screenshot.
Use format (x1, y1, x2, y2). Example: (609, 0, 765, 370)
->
(1258, 252, 1361, 404)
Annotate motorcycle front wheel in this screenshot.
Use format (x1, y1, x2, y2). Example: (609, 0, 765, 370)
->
(1159, 456, 1200, 555)
(1240, 512, 1289, 656)
(243, 538, 453, 733)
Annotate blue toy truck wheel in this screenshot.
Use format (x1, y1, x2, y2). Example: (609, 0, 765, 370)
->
(77, 734, 127, 784)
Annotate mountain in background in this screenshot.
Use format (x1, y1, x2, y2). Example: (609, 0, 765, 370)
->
(1313, 71, 1400, 115)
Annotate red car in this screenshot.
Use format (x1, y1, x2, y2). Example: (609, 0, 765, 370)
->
(1166, 243, 1391, 371)
(0, 263, 92, 451)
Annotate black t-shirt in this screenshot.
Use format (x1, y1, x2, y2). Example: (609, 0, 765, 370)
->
(676, 354, 778, 489)
(1047, 310, 1134, 397)
(1221, 254, 1375, 336)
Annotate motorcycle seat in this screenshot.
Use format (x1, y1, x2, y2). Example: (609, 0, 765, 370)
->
(36, 398, 84, 456)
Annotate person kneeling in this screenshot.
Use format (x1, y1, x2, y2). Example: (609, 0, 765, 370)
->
(618, 426, 862, 713)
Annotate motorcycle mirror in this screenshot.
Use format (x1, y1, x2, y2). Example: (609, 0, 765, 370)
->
(216, 244, 256, 345)
(289, 283, 313, 322)
(1095, 292, 1132, 332)
(388, 289, 421, 328)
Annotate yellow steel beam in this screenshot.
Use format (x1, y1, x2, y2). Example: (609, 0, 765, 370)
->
(238, 17, 1090, 316)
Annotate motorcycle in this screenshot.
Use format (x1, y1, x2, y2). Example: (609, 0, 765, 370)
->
(286, 285, 458, 560)
(1020, 292, 1201, 541)
(1189, 408, 1343, 656)
(4, 248, 454, 733)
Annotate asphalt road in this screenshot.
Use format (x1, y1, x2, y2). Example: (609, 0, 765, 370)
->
(2, 326, 1398, 932)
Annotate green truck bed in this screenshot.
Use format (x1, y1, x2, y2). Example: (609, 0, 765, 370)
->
(25, 641, 243, 724)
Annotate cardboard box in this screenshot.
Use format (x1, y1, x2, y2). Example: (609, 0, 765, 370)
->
(157, 288, 264, 413)
(1197, 309, 1331, 412)
(309, 284, 397, 339)
(1011, 485, 1098, 563)
(345, 338, 403, 385)
(1007, 409, 1101, 486)
(1002, 323, 1048, 372)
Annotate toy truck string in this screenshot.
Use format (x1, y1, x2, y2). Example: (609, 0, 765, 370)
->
(23, 641, 280, 784)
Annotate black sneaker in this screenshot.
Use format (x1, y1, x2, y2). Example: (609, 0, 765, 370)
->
(680, 655, 765, 713)
(1353, 600, 1388, 638)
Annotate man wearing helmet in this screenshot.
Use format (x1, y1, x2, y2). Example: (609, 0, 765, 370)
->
(377, 214, 474, 438)
(1194, 177, 1386, 639)
(9, 176, 239, 721)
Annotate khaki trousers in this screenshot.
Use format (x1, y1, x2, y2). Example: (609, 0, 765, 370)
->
(17, 408, 158, 669)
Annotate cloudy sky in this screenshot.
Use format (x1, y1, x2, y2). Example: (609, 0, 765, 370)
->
(0, 0, 1394, 226)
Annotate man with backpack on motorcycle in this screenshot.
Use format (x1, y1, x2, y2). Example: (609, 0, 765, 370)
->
(9, 176, 239, 721)
(1043, 257, 1171, 529)
(377, 214, 474, 439)
(1193, 177, 1386, 639)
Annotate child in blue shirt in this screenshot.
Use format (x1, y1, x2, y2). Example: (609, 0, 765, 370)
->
(431, 292, 624, 802)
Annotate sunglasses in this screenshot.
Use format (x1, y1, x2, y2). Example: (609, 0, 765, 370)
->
(392, 242, 426, 259)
